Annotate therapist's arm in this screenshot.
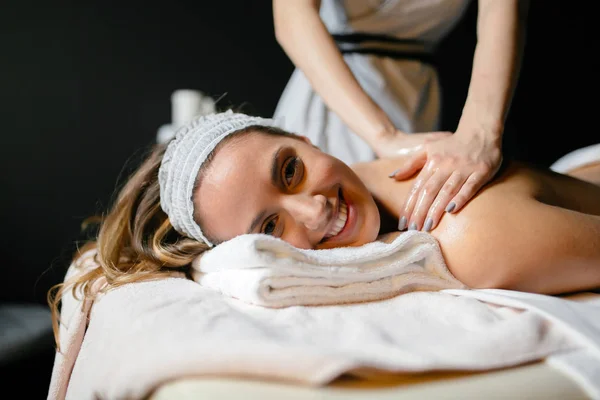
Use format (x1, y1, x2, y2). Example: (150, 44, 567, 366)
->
(457, 0, 529, 144)
(273, 0, 399, 148)
(394, 0, 530, 232)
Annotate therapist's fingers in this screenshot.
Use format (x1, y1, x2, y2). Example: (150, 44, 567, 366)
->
(423, 171, 466, 231)
(398, 167, 433, 231)
(446, 172, 487, 214)
(388, 152, 427, 180)
(408, 170, 448, 231)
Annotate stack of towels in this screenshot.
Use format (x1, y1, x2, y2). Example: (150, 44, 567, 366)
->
(191, 231, 467, 307)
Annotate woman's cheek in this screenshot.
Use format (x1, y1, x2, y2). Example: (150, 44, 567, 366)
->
(320, 159, 342, 182)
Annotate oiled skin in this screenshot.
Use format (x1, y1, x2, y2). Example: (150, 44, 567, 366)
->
(352, 159, 600, 294)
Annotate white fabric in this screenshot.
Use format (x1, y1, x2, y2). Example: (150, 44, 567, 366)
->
(443, 288, 600, 399)
(52, 269, 591, 400)
(191, 231, 466, 307)
(273, 0, 472, 165)
(550, 143, 600, 174)
(47, 252, 106, 400)
(549, 349, 600, 400)
(158, 110, 276, 245)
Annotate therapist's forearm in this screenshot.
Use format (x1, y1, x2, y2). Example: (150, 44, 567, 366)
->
(458, 0, 529, 140)
(273, 0, 397, 144)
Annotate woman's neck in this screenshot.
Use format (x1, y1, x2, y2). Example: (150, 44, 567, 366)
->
(375, 197, 400, 236)
(351, 158, 415, 236)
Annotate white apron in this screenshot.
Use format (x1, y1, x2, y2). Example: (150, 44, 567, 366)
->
(273, 0, 472, 165)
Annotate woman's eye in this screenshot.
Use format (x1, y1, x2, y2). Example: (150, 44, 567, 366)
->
(283, 156, 303, 186)
(262, 216, 279, 236)
(283, 157, 298, 185)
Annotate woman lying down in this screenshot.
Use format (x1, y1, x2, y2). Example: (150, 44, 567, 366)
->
(49, 110, 600, 333)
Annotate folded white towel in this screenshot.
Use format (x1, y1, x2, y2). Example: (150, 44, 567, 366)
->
(191, 231, 467, 307)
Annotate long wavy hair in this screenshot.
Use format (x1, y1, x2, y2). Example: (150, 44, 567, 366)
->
(47, 124, 295, 350)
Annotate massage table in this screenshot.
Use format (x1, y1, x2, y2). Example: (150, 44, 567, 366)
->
(149, 361, 588, 399)
(49, 239, 599, 400)
(147, 291, 600, 400)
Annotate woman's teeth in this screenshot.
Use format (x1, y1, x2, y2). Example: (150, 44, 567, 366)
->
(324, 198, 348, 239)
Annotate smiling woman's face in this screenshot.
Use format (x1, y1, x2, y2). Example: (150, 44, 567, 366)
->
(194, 130, 380, 249)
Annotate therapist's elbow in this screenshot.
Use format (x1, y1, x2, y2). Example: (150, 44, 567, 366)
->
(273, 21, 289, 47)
(273, 10, 292, 46)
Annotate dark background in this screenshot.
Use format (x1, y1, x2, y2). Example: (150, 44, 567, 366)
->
(1, 0, 598, 396)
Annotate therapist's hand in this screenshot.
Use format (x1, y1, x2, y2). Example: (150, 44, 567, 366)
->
(389, 131, 502, 232)
(371, 130, 451, 159)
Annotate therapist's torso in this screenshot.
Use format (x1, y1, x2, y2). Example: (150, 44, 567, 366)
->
(274, 0, 473, 165)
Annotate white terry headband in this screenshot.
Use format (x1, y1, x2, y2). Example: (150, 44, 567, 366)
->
(158, 110, 276, 246)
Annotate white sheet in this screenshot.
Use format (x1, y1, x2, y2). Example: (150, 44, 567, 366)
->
(444, 289, 600, 399)
(50, 271, 599, 400)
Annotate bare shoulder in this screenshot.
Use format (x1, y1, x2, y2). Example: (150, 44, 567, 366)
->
(350, 158, 416, 214)
(350, 158, 398, 184)
(433, 162, 600, 293)
(353, 159, 600, 293)
(351, 159, 600, 293)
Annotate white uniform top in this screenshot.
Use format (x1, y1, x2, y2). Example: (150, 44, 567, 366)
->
(273, 0, 472, 165)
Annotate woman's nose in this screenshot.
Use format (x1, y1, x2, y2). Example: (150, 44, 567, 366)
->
(285, 194, 330, 231)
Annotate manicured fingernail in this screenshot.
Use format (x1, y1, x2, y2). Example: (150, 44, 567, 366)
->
(388, 168, 401, 178)
(409, 222, 418, 231)
(445, 202, 456, 213)
(423, 218, 433, 232)
(398, 216, 407, 230)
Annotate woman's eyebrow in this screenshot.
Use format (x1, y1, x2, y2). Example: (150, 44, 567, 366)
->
(247, 145, 285, 234)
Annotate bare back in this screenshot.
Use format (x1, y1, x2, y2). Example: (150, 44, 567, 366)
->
(352, 159, 600, 294)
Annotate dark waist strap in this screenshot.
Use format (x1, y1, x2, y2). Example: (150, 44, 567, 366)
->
(332, 33, 437, 66)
